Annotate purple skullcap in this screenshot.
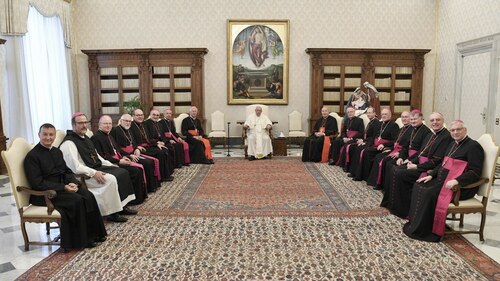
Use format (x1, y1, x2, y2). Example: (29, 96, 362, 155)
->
(72, 112, 85, 118)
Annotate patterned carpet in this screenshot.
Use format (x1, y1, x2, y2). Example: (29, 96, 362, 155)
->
(17, 157, 500, 280)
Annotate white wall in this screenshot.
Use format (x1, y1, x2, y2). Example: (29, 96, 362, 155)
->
(72, 0, 436, 136)
(434, 0, 500, 122)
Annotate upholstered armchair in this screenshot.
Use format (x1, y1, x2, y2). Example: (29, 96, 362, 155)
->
(174, 113, 189, 137)
(207, 110, 226, 147)
(288, 110, 307, 146)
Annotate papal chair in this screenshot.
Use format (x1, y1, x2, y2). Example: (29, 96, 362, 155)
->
(359, 114, 370, 129)
(1, 138, 62, 251)
(174, 113, 189, 136)
(445, 134, 500, 241)
(207, 110, 226, 147)
(242, 104, 273, 158)
(288, 110, 307, 146)
(329, 112, 342, 135)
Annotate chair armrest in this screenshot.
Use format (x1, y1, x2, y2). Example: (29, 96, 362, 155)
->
(450, 178, 489, 206)
(16, 186, 58, 214)
(75, 174, 91, 190)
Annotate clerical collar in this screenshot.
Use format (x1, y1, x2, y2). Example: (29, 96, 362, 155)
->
(455, 135, 468, 145)
(432, 127, 445, 135)
(412, 123, 424, 129)
(39, 143, 52, 150)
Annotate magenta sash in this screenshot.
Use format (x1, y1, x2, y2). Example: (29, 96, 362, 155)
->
(432, 157, 468, 236)
(112, 151, 147, 187)
(409, 149, 418, 157)
(344, 144, 354, 166)
(376, 142, 401, 184)
(347, 130, 359, 139)
(335, 130, 359, 166)
(122, 144, 161, 181)
(164, 132, 191, 164)
(359, 138, 389, 165)
(418, 156, 429, 178)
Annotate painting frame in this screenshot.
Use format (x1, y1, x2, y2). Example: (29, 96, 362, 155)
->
(227, 19, 289, 105)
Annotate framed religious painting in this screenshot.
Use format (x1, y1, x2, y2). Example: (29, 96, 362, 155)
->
(227, 19, 289, 105)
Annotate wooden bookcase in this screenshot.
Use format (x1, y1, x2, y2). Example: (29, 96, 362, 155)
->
(305, 48, 430, 131)
(82, 48, 208, 131)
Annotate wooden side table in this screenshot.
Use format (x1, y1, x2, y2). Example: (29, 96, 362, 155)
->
(272, 137, 287, 156)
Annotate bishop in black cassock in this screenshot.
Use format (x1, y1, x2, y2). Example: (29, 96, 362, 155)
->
(181, 107, 213, 164)
(329, 107, 364, 166)
(302, 107, 338, 162)
(403, 121, 483, 242)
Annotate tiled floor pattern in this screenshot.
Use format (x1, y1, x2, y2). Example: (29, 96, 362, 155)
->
(0, 146, 499, 280)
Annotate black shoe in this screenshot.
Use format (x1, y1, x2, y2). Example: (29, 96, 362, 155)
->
(352, 178, 362, 182)
(108, 213, 128, 223)
(372, 186, 383, 191)
(248, 156, 256, 161)
(347, 173, 354, 178)
(95, 236, 107, 243)
(86, 241, 98, 248)
(183, 163, 191, 166)
(208, 159, 214, 164)
(121, 206, 138, 215)
(163, 176, 174, 182)
(328, 161, 335, 166)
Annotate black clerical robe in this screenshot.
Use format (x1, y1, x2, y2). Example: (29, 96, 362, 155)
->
(130, 121, 173, 179)
(62, 131, 135, 203)
(366, 124, 413, 186)
(330, 116, 365, 166)
(381, 128, 452, 218)
(403, 136, 483, 242)
(91, 130, 146, 204)
(144, 119, 183, 168)
(181, 116, 210, 164)
(351, 120, 399, 181)
(24, 143, 107, 249)
(345, 118, 381, 172)
(161, 118, 191, 165)
(111, 126, 159, 192)
(302, 115, 338, 162)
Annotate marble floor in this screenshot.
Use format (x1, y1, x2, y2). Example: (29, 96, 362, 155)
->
(0, 146, 499, 280)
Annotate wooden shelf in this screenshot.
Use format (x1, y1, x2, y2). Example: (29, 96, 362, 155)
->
(305, 48, 430, 133)
(83, 48, 208, 131)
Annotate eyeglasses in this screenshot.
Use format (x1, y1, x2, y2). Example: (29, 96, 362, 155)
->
(121, 119, 132, 123)
(135, 114, 144, 116)
(75, 121, 90, 125)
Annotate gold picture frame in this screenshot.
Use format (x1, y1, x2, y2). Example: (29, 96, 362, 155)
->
(227, 19, 289, 105)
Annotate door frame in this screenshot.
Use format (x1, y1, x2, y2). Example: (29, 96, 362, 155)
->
(454, 33, 500, 135)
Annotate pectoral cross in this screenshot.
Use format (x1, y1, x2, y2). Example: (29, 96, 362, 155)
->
(90, 153, 98, 163)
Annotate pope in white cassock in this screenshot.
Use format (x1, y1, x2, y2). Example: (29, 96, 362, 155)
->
(244, 106, 273, 160)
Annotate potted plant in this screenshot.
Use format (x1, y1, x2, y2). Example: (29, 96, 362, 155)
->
(123, 96, 141, 115)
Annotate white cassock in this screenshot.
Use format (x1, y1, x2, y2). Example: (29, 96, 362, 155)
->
(60, 140, 134, 216)
(244, 113, 273, 158)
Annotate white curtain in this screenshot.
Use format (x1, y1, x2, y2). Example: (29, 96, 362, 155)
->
(20, 6, 72, 141)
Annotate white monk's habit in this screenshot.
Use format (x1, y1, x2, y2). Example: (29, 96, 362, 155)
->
(244, 113, 273, 158)
(60, 141, 133, 216)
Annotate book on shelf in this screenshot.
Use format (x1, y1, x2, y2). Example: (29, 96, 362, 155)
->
(153, 92, 171, 102)
(324, 66, 340, 74)
(174, 78, 191, 88)
(100, 67, 118, 76)
(344, 77, 361, 87)
(395, 79, 412, 88)
(345, 66, 361, 74)
(375, 78, 391, 88)
(100, 79, 118, 89)
(174, 66, 191, 74)
(323, 91, 340, 101)
(375, 66, 392, 74)
(101, 93, 119, 103)
(326, 105, 340, 113)
(175, 105, 192, 114)
(323, 78, 340, 87)
(395, 91, 410, 101)
(153, 66, 170, 75)
(396, 67, 413, 74)
(174, 92, 192, 102)
(124, 92, 140, 101)
(102, 107, 120, 115)
(379, 92, 391, 101)
(394, 105, 411, 113)
(153, 78, 170, 88)
(122, 79, 139, 88)
(122, 67, 139, 75)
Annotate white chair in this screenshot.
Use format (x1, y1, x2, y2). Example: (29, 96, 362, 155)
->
(359, 114, 370, 129)
(288, 110, 307, 146)
(53, 130, 66, 147)
(329, 112, 342, 133)
(85, 129, 94, 138)
(446, 134, 500, 241)
(2, 138, 62, 251)
(174, 113, 189, 136)
(395, 117, 403, 128)
(208, 110, 226, 147)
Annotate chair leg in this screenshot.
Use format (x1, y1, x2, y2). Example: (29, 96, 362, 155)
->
(46, 222, 50, 235)
(21, 221, 29, 251)
(479, 211, 486, 242)
(459, 214, 464, 227)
